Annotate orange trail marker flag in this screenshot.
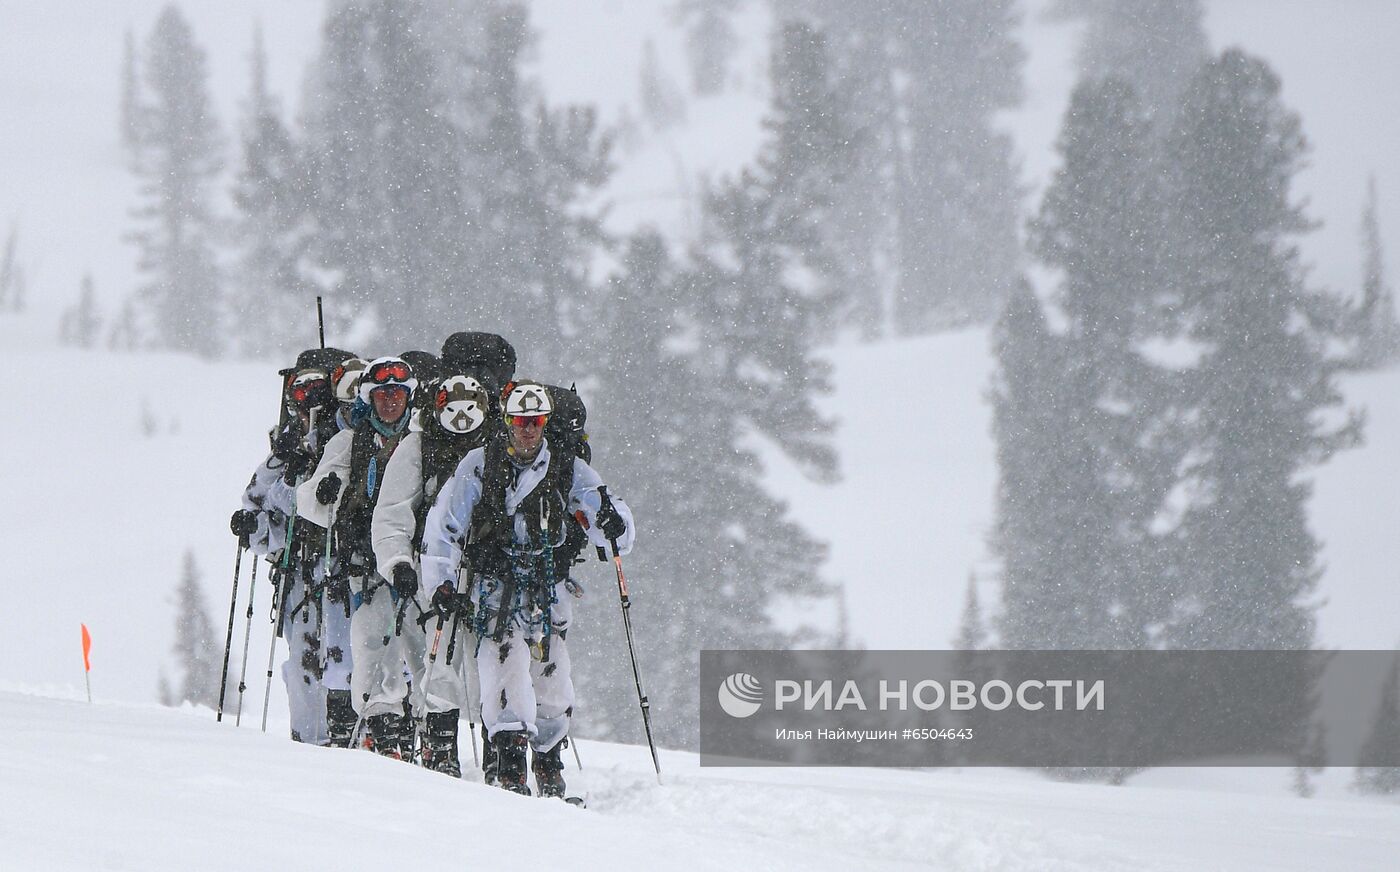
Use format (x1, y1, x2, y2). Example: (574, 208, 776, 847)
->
(81, 623, 92, 703)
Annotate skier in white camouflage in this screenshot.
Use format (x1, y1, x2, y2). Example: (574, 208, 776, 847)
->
(297, 356, 419, 757)
(371, 368, 495, 776)
(230, 347, 351, 744)
(421, 380, 635, 796)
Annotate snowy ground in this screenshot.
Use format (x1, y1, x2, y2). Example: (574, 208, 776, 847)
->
(3, 686, 1396, 871)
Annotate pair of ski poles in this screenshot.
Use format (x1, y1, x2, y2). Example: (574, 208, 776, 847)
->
(215, 531, 276, 727)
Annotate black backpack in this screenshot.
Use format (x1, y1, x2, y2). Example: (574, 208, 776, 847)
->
(543, 384, 590, 464)
(440, 332, 516, 401)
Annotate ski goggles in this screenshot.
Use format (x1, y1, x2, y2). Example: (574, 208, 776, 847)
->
(366, 360, 412, 383)
(507, 414, 548, 429)
(288, 373, 330, 405)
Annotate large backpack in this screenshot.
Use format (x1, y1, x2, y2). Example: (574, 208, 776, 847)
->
(440, 332, 516, 401)
(543, 383, 590, 464)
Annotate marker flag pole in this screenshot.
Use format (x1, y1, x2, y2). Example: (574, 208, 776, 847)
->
(80, 623, 92, 703)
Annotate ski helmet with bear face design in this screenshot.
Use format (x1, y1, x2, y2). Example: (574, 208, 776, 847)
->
(435, 375, 489, 434)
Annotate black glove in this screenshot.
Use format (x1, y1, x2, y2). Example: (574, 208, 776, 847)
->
(281, 448, 312, 483)
(431, 582, 457, 615)
(596, 497, 627, 542)
(326, 572, 351, 604)
(392, 563, 418, 599)
(291, 517, 325, 557)
(271, 426, 302, 460)
(316, 472, 342, 506)
(230, 509, 258, 537)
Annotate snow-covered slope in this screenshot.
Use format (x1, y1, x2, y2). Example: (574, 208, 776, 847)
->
(5, 312, 1398, 724)
(4, 686, 1396, 871)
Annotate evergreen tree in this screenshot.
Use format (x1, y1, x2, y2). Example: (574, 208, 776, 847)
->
(685, 20, 852, 481)
(305, 0, 610, 357)
(1022, 78, 1182, 648)
(954, 572, 988, 651)
(1052, 0, 1208, 127)
(0, 222, 24, 312)
(674, 0, 741, 96)
(60, 274, 103, 348)
(575, 232, 833, 748)
(164, 551, 221, 709)
(639, 38, 687, 131)
(306, 0, 464, 347)
(1354, 175, 1400, 367)
(108, 299, 142, 351)
(991, 284, 1088, 648)
(126, 5, 225, 357)
(1163, 50, 1360, 653)
(1354, 654, 1400, 795)
(893, 0, 1023, 331)
(230, 26, 316, 358)
(120, 28, 142, 155)
(772, 0, 1023, 334)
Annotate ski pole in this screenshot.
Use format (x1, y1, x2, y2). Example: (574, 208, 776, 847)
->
(216, 537, 246, 722)
(261, 561, 295, 733)
(421, 608, 447, 714)
(597, 486, 661, 784)
(570, 735, 583, 771)
(235, 557, 259, 725)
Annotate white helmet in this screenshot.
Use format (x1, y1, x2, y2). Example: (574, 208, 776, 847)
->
(434, 375, 488, 434)
(331, 357, 367, 404)
(504, 381, 553, 419)
(357, 356, 418, 403)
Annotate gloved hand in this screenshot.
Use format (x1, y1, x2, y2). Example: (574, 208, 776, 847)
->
(280, 448, 312, 483)
(316, 472, 342, 505)
(292, 517, 325, 556)
(230, 509, 258, 537)
(326, 571, 351, 604)
(392, 563, 418, 599)
(596, 496, 627, 542)
(431, 582, 457, 615)
(271, 426, 301, 460)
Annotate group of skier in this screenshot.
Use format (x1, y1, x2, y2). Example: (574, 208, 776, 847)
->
(227, 331, 635, 798)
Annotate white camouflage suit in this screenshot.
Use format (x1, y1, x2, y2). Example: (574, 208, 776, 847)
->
(297, 423, 413, 721)
(371, 430, 481, 721)
(421, 438, 634, 753)
(241, 451, 325, 744)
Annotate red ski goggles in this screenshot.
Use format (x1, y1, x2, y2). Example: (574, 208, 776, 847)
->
(288, 373, 330, 406)
(367, 361, 412, 383)
(507, 414, 548, 429)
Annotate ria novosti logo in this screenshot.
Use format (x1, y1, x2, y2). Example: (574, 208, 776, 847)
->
(718, 672, 763, 718)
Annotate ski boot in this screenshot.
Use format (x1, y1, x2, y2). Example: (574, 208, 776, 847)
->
(325, 690, 356, 749)
(420, 710, 462, 778)
(365, 713, 403, 760)
(531, 738, 567, 798)
(493, 730, 531, 795)
(481, 723, 499, 786)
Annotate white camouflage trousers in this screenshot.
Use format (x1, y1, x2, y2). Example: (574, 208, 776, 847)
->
(349, 575, 413, 719)
(473, 577, 576, 752)
(278, 566, 326, 745)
